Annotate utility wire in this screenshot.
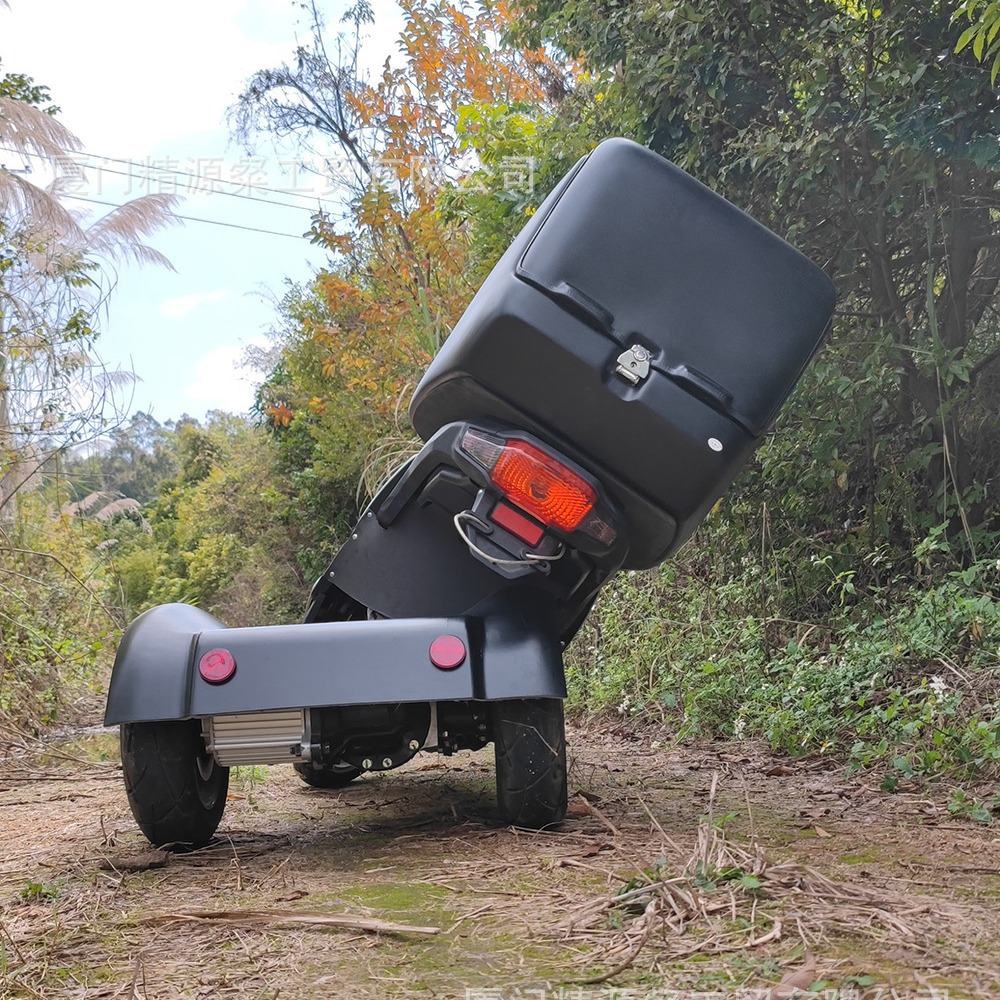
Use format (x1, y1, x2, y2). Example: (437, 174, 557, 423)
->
(58, 161, 328, 214)
(0, 145, 343, 214)
(61, 194, 314, 242)
(68, 148, 341, 207)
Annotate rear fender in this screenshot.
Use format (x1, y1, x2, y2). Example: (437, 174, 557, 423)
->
(105, 603, 219, 725)
(104, 602, 565, 725)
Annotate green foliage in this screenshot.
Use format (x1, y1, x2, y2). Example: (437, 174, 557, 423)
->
(510, 0, 1000, 779)
(946, 786, 1000, 823)
(20, 881, 59, 902)
(0, 492, 119, 733)
(568, 538, 1000, 776)
(1, 57, 180, 733)
(4, 403, 334, 735)
(251, 282, 383, 565)
(5, 0, 999, 791)
(63, 412, 178, 504)
(954, 0, 1000, 83)
(442, 101, 590, 276)
(136, 413, 311, 626)
(518, 0, 1000, 557)
(0, 59, 59, 112)
(111, 545, 160, 613)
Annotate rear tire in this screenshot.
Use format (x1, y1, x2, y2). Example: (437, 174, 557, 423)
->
(120, 719, 229, 848)
(293, 761, 362, 788)
(492, 698, 567, 829)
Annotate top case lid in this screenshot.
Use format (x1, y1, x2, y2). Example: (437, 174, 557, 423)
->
(515, 138, 836, 436)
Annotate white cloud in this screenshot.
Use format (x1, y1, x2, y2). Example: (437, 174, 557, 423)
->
(183, 339, 265, 414)
(3, 0, 295, 155)
(3, 0, 404, 157)
(2, 0, 404, 417)
(160, 288, 231, 319)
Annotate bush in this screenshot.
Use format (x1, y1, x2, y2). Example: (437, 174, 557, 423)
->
(567, 536, 1000, 777)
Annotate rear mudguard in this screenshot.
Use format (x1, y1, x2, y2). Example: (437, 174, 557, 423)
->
(104, 602, 565, 725)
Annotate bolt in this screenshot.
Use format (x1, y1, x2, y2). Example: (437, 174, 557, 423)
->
(382, 757, 393, 769)
(408, 740, 420, 751)
(361, 758, 373, 770)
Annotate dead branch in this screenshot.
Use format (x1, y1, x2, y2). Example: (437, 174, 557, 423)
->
(142, 908, 440, 935)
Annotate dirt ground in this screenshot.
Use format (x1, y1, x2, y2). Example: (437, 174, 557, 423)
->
(2, 718, 1000, 1000)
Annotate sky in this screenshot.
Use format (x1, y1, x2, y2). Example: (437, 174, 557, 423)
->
(2, 0, 402, 424)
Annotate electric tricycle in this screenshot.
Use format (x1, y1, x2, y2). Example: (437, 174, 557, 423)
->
(105, 138, 835, 846)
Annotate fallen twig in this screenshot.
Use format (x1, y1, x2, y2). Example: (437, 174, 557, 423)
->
(99, 851, 171, 873)
(574, 898, 659, 985)
(0, 916, 26, 966)
(142, 908, 440, 935)
(558, 772, 964, 985)
(574, 793, 622, 839)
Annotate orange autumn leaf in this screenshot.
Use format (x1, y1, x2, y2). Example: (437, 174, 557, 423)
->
(265, 403, 294, 428)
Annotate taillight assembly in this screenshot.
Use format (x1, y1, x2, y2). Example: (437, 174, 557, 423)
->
(461, 429, 616, 545)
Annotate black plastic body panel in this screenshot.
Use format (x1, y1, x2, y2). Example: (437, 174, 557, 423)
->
(104, 601, 565, 725)
(410, 138, 836, 565)
(307, 421, 625, 642)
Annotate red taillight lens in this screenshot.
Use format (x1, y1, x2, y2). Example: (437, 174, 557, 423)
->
(460, 429, 616, 545)
(490, 440, 596, 533)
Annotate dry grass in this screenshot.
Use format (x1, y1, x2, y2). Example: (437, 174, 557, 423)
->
(3, 724, 1000, 998)
(552, 774, 969, 989)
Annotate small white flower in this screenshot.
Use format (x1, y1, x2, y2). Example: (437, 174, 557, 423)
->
(929, 675, 948, 698)
(733, 717, 747, 740)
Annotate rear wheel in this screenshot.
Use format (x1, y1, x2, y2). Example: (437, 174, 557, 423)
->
(293, 761, 362, 788)
(491, 698, 567, 829)
(120, 719, 229, 848)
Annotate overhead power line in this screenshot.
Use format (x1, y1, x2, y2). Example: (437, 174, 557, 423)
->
(0, 145, 350, 215)
(68, 148, 342, 208)
(61, 160, 328, 214)
(61, 194, 314, 242)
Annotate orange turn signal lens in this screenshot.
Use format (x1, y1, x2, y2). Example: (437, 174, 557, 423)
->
(490, 440, 596, 533)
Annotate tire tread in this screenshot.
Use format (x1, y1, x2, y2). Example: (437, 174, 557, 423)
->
(492, 698, 567, 829)
(120, 720, 229, 847)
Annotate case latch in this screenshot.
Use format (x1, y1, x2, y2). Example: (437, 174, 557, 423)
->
(615, 345, 651, 385)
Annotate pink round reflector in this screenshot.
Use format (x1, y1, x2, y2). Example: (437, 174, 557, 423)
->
(429, 635, 466, 670)
(199, 648, 237, 684)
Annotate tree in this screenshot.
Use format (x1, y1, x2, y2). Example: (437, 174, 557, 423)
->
(0, 60, 178, 731)
(515, 0, 1000, 558)
(62, 411, 179, 504)
(1, 76, 177, 524)
(231, 0, 563, 513)
(123, 413, 308, 626)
